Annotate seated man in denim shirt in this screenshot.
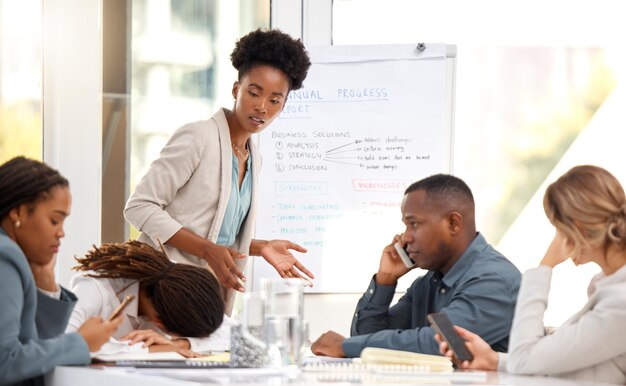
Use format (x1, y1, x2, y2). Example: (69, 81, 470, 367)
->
(311, 174, 521, 357)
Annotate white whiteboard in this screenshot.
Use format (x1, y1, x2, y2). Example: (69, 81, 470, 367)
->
(253, 44, 455, 293)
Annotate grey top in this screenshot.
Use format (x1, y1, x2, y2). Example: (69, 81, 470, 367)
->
(0, 229, 89, 386)
(499, 265, 626, 384)
(343, 233, 521, 357)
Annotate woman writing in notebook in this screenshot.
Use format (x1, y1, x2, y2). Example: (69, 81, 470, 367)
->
(68, 240, 229, 356)
(438, 165, 626, 384)
(0, 156, 122, 386)
(124, 29, 314, 314)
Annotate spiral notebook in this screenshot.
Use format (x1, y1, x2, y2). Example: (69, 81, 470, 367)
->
(304, 348, 487, 383)
(304, 347, 453, 374)
(303, 347, 486, 380)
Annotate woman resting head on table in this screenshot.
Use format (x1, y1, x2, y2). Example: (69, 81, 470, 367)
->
(68, 241, 224, 356)
(438, 165, 626, 384)
(68, 240, 225, 356)
(0, 156, 122, 386)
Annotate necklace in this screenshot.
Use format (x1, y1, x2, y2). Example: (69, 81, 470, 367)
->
(231, 142, 249, 161)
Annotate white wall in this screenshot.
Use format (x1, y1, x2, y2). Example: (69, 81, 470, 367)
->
(43, 0, 102, 286)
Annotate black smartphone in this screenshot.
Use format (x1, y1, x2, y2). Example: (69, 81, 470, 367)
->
(427, 312, 473, 362)
(394, 242, 415, 268)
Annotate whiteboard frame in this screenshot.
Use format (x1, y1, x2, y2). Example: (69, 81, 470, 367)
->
(445, 45, 457, 173)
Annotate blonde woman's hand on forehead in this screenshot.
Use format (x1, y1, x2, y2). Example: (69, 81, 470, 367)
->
(540, 230, 572, 268)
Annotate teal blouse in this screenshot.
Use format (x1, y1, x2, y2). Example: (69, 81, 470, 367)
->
(216, 154, 252, 247)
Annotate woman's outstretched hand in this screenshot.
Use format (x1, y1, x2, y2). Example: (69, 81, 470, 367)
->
(257, 239, 314, 283)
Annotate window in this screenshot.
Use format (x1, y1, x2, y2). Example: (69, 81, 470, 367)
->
(0, 0, 42, 162)
(100, 0, 270, 241)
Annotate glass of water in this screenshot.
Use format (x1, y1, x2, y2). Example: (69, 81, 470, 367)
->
(262, 278, 306, 368)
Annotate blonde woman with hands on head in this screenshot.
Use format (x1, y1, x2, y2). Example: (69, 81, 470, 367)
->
(438, 165, 626, 384)
(0, 157, 122, 386)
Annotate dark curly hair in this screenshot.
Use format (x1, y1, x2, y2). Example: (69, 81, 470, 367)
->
(74, 241, 224, 338)
(231, 29, 310, 91)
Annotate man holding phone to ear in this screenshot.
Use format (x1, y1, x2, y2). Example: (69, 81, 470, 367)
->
(312, 174, 521, 358)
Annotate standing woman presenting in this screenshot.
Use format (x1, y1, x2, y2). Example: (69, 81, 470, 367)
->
(125, 29, 314, 313)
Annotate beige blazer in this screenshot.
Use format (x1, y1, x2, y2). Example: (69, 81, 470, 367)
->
(124, 108, 260, 314)
(498, 265, 626, 384)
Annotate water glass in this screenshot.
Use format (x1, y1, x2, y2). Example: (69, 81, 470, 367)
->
(262, 278, 306, 368)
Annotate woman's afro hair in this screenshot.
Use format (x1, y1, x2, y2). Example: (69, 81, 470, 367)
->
(230, 29, 311, 91)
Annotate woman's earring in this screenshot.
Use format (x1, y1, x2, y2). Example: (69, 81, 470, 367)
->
(15, 220, 21, 228)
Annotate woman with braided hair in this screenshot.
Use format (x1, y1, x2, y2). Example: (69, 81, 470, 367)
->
(438, 165, 626, 384)
(0, 156, 122, 386)
(67, 240, 227, 355)
(124, 29, 314, 314)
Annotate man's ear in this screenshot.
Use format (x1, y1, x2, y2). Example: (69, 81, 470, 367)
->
(447, 211, 463, 235)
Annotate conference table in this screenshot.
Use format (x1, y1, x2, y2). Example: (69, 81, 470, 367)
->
(46, 365, 618, 386)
